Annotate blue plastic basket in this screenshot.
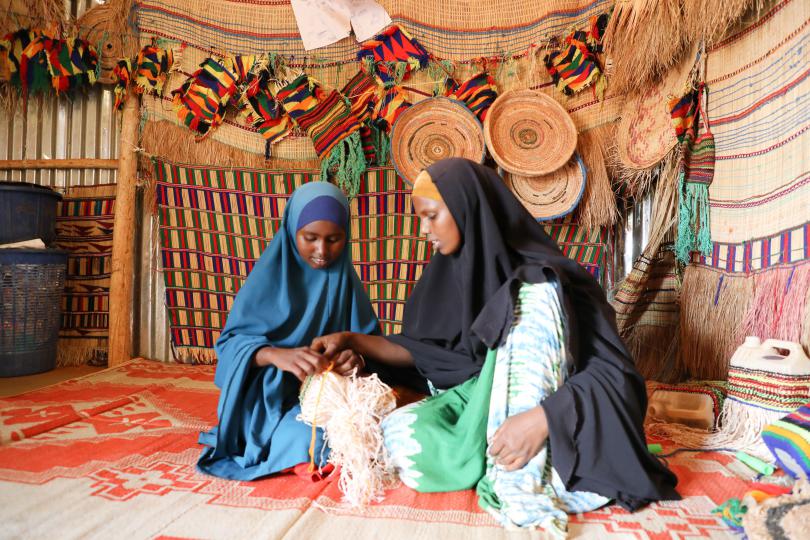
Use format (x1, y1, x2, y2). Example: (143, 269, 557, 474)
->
(0, 182, 63, 246)
(0, 248, 67, 377)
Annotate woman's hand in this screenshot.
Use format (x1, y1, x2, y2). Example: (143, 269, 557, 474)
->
(311, 332, 353, 358)
(331, 349, 366, 376)
(255, 346, 327, 382)
(488, 406, 549, 471)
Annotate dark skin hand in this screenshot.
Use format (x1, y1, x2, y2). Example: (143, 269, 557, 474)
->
(253, 345, 365, 381)
(488, 406, 549, 471)
(311, 331, 414, 368)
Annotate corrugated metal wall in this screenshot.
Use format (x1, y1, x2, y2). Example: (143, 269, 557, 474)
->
(0, 0, 649, 363)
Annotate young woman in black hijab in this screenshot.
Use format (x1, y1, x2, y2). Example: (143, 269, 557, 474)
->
(312, 158, 678, 531)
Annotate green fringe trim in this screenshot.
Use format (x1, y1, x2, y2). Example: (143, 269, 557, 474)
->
(676, 172, 713, 264)
(370, 124, 390, 166)
(320, 130, 366, 198)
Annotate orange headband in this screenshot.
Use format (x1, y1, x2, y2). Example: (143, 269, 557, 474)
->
(411, 170, 442, 202)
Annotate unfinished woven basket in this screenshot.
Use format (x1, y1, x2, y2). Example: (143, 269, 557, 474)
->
(616, 43, 700, 170)
(390, 97, 485, 185)
(484, 89, 577, 176)
(505, 152, 586, 220)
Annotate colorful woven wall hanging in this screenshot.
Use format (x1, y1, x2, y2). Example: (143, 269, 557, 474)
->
(237, 69, 293, 150)
(445, 71, 498, 122)
(676, 83, 715, 264)
(544, 15, 608, 100)
(277, 73, 366, 196)
(357, 24, 429, 86)
(172, 57, 239, 138)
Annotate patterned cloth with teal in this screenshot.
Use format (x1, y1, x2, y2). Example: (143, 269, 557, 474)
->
(383, 282, 610, 534)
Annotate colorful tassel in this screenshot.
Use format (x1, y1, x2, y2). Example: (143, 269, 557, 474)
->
(445, 71, 498, 122)
(673, 84, 714, 264)
(134, 43, 174, 96)
(277, 74, 366, 196)
(237, 70, 292, 144)
(373, 85, 410, 132)
(544, 28, 605, 99)
(357, 24, 429, 86)
(113, 59, 132, 110)
(172, 58, 239, 137)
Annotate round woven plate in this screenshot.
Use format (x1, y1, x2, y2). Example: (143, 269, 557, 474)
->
(390, 97, 486, 185)
(505, 153, 586, 220)
(484, 89, 577, 176)
(616, 42, 700, 170)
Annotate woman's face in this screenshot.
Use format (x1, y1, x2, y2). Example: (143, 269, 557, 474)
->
(413, 195, 462, 255)
(295, 220, 347, 269)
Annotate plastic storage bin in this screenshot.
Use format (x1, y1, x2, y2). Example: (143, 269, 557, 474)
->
(0, 248, 67, 377)
(0, 181, 63, 245)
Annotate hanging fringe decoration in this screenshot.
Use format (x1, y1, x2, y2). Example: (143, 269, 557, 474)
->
(44, 36, 99, 95)
(298, 370, 398, 508)
(342, 70, 386, 165)
(544, 21, 607, 100)
(133, 42, 174, 96)
(277, 73, 366, 196)
(602, 0, 687, 95)
(373, 85, 410, 133)
(575, 123, 617, 229)
(444, 71, 498, 122)
(139, 120, 320, 172)
(112, 58, 131, 110)
(739, 265, 810, 346)
(357, 24, 429, 87)
(237, 69, 293, 145)
(678, 265, 754, 380)
(172, 57, 239, 138)
(3, 29, 51, 97)
(667, 78, 715, 264)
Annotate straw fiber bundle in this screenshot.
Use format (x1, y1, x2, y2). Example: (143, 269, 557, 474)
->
(140, 120, 321, 171)
(575, 122, 617, 229)
(299, 370, 398, 508)
(603, 0, 760, 96)
(602, 0, 688, 95)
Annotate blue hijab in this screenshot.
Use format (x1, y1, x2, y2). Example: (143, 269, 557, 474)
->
(198, 181, 380, 480)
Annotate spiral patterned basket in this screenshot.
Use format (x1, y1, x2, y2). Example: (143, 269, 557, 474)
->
(504, 153, 587, 220)
(484, 89, 577, 176)
(390, 97, 486, 185)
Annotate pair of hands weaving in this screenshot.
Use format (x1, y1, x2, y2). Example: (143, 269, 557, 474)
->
(253, 340, 365, 382)
(257, 331, 550, 472)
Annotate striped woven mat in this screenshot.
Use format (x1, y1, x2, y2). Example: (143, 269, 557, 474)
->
(54, 184, 116, 367)
(154, 161, 609, 363)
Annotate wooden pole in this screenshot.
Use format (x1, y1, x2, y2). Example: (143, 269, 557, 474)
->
(0, 158, 119, 169)
(107, 93, 140, 367)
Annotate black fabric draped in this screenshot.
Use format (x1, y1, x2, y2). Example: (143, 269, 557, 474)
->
(386, 157, 679, 510)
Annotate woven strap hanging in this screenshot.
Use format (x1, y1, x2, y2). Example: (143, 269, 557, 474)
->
(676, 82, 715, 264)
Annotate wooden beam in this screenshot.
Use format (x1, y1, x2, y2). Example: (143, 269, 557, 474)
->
(107, 93, 140, 367)
(0, 158, 120, 170)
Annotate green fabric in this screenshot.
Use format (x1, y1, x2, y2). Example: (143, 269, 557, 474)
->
(406, 349, 497, 492)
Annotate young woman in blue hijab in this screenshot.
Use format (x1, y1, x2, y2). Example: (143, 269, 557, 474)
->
(197, 181, 380, 481)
